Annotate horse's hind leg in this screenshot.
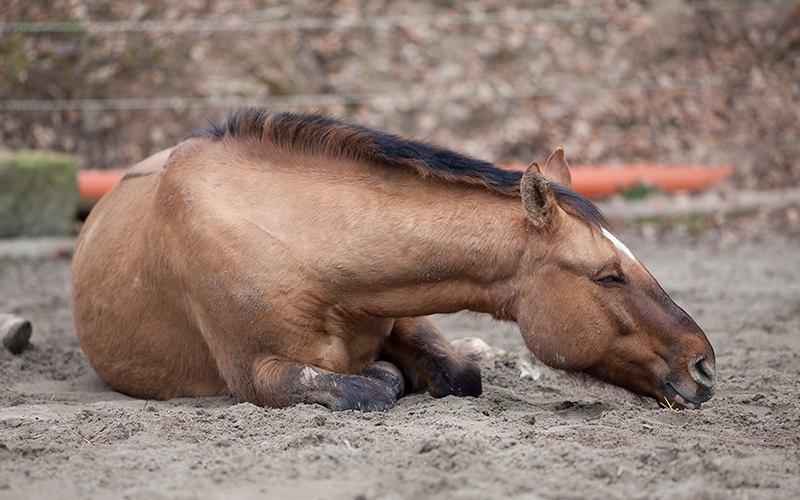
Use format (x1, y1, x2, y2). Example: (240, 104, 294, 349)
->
(380, 317, 482, 398)
(247, 355, 404, 411)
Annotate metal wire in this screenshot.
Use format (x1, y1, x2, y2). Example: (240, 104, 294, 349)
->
(1, 1, 795, 112)
(0, 1, 796, 33)
(1, 74, 794, 112)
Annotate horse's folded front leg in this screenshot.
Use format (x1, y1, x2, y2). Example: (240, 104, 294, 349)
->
(249, 356, 404, 412)
(380, 317, 482, 398)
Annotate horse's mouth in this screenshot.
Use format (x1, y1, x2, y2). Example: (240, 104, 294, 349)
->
(663, 382, 708, 410)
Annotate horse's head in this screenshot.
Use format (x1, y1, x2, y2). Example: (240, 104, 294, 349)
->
(515, 148, 715, 409)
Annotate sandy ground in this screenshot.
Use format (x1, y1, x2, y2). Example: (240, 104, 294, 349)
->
(1, 231, 799, 500)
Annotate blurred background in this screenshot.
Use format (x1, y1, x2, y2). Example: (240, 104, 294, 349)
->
(1, 0, 799, 219)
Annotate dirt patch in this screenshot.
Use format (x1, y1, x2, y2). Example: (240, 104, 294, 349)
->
(1, 232, 799, 499)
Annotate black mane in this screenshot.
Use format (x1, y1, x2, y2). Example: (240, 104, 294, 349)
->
(188, 108, 608, 229)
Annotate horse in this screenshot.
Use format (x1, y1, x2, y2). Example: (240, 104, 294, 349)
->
(71, 109, 716, 411)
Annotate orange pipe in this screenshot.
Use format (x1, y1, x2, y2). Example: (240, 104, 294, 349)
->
(571, 164, 733, 198)
(499, 163, 734, 199)
(78, 164, 734, 202)
(77, 169, 127, 201)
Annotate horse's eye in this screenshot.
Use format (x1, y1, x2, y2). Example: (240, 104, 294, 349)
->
(595, 273, 626, 286)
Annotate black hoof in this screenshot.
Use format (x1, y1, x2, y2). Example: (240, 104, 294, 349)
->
(430, 359, 482, 398)
(324, 362, 406, 412)
(362, 361, 405, 401)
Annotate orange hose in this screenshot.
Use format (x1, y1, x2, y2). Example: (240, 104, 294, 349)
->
(77, 169, 127, 201)
(500, 164, 734, 199)
(78, 164, 734, 202)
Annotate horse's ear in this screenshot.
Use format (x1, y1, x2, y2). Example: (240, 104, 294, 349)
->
(520, 161, 557, 229)
(543, 147, 572, 189)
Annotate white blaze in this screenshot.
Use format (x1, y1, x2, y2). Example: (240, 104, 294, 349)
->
(601, 228, 637, 262)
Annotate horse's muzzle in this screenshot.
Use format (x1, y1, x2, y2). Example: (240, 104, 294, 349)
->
(663, 355, 716, 409)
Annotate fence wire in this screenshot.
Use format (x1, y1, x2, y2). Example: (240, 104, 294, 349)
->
(0, 73, 794, 112)
(1, 0, 796, 112)
(0, 1, 796, 33)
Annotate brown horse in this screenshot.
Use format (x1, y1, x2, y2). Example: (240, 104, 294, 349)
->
(72, 109, 715, 411)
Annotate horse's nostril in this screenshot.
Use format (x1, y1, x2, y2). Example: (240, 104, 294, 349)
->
(688, 356, 715, 390)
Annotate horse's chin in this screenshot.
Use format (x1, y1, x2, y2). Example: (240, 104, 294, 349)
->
(572, 368, 710, 410)
(668, 392, 698, 410)
(659, 382, 711, 410)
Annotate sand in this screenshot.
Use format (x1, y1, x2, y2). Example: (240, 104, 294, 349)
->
(1, 232, 799, 500)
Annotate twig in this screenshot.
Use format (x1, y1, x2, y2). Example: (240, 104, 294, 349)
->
(658, 397, 676, 410)
(65, 425, 93, 446)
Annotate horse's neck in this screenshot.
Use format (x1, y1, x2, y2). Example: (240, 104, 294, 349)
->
(334, 179, 529, 320)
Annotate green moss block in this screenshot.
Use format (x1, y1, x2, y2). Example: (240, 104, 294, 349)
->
(0, 152, 79, 238)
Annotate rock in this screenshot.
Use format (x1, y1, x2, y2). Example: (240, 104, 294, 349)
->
(450, 337, 541, 380)
(1, 314, 32, 354)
